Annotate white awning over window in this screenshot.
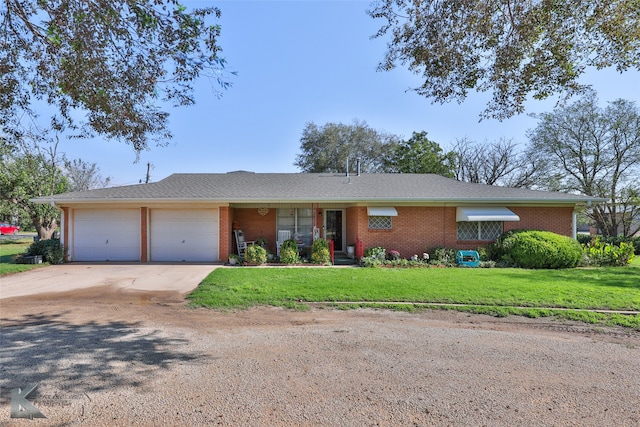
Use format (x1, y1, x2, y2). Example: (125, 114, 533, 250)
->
(367, 207, 398, 217)
(456, 207, 520, 222)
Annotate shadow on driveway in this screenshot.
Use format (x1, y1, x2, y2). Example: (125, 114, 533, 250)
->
(0, 311, 204, 405)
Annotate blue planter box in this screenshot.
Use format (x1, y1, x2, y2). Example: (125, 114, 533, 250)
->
(456, 250, 480, 267)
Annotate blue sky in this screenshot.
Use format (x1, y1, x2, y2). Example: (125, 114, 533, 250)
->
(56, 0, 640, 186)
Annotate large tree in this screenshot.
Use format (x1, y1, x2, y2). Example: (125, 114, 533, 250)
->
(1, 0, 231, 153)
(527, 92, 640, 237)
(368, 0, 640, 120)
(383, 131, 456, 176)
(0, 136, 69, 239)
(294, 120, 400, 173)
(452, 137, 538, 187)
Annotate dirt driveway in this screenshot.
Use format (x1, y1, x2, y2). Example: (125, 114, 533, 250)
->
(1, 284, 639, 426)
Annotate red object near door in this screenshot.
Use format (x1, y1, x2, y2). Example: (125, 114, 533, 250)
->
(356, 239, 364, 259)
(329, 239, 335, 264)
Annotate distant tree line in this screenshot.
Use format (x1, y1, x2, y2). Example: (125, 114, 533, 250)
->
(294, 93, 640, 238)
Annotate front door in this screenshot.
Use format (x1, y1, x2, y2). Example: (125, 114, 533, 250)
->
(324, 210, 344, 251)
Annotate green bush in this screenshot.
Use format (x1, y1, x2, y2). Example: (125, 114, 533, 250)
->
(279, 239, 300, 264)
(311, 238, 331, 264)
(245, 244, 267, 265)
(428, 247, 456, 267)
(487, 229, 527, 262)
(499, 230, 582, 269)
(361, 247, 386, 267)
(582, 237, 635, 266)
(576, 234, 593, 245)
(364, 247, 386, 259)
(27, 238, 64, 264)
(577, 234, 640, 255)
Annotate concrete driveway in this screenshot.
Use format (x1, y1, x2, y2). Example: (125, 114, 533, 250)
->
(0, 263, 219, 299)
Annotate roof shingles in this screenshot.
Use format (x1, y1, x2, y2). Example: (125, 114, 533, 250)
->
(37, 173, 603, 204)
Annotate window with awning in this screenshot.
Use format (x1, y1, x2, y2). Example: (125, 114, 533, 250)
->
(367, 207, 397, 229)
(456, 207, 520, 222)
(367, 207, 398, 217)
(456, 207, 519, 241)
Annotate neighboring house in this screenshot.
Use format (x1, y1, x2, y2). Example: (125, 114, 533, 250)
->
(33, 172, 606, 263)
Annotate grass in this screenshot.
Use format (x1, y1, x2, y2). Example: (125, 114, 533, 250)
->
(188, 262, 640, 329)
(0, 238, 47, 275)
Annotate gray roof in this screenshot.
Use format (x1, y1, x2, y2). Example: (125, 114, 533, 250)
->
(34, 172, 606, 205)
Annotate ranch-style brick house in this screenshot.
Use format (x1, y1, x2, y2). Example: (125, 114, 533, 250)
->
(34, 172, 605, 263)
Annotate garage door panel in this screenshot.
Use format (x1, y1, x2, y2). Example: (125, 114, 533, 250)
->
(150, 209, 218, 262)
(73, 209, 140, 261)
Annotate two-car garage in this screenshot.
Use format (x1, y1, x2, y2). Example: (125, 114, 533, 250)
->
(70, 208, 219, 262)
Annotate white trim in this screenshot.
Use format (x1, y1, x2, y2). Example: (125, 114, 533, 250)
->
(367, 207, 398, 217)
(456, 207, 520, 222)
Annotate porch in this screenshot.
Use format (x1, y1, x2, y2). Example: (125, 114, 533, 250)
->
(227, 205, 357, 260)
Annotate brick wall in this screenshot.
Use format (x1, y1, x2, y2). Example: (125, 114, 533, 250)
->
(507, 206, 574, 236)
(352, 205, 575, 257)
(352, 206, 456, 257)
(231, 208, 277, 254)
(219, 206, 230, 261)
(226, 205, 575, 260)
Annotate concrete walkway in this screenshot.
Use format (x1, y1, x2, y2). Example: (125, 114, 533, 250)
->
(0, 263, 219, 299)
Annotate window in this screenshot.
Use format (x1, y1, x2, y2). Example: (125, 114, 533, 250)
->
(457, 221, 503, 241)
(277, 208, 313, 246)
(368, 216, 392, 230)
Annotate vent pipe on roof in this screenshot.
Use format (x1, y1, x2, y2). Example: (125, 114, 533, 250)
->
(356, 158, 361, 176)
(346, 158, 349, 177)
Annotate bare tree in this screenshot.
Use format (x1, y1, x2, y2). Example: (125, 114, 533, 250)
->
(527, 92, 640, 237)
(63, 158, 111, 192)
(452, 137, 537, 187)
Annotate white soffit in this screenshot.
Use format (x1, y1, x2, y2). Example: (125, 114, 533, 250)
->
(367, 207, 398, 216)
(456, 207, 520, 222)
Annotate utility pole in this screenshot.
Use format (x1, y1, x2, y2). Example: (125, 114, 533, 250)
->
(145, 162, 151, 183)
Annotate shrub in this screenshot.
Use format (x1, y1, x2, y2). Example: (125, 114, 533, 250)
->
(576, 234, 593, 245)
(582, 237, 635, 266)
(578, 235, 640, 255)
(26, 238, 64, 264)
(428, 247, 456, 267)
(475, 246, 489, 261)
(361, 247, 386, 267)
(387, 250, 401, 261)
(311, 238, 331, 264)
(245, 244, 267, 265)
(364, 247, 386, 259)
(279, 239, 300, 264)
(487, 229, 526, 262)
(499, 230, 582, 269)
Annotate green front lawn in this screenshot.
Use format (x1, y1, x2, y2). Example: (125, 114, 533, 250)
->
(0, 238, 46, 275)
(188, 263, 640, 328)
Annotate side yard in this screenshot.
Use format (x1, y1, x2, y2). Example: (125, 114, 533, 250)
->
(0, 238, 48, 275)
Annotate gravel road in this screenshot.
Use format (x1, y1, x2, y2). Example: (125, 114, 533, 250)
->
(1, 286, 639, 426)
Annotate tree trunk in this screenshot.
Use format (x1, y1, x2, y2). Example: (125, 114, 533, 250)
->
(33, 217, 58, 240)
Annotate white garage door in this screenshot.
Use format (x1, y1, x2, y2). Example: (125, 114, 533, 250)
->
(73, 209, 141, 261)
(150, 209, 219, 262)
